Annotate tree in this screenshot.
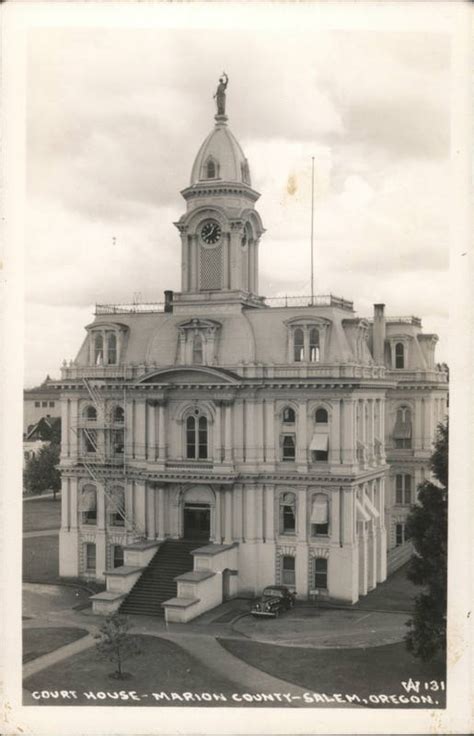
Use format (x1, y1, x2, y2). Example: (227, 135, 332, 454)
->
(405, 420, 448, 661)
(23, 443, 61, 498)
(94, 613, 142, 680)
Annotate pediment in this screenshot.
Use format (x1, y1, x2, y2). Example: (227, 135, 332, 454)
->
(177, 318, 222, 332)
(137, 366, 240, 385)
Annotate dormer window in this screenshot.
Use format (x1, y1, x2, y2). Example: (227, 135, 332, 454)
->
(94, 334, 104, 365)
(176, 318, 221, 366)
(309, 329, 320, 362)
(294, 329, 304, 362)
(395, 342, 405, 369)
(287, 319, 329, 364)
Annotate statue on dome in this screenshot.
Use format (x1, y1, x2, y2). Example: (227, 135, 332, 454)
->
(214, 72, 229, 116)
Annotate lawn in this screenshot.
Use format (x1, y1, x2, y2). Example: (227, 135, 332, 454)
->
(23, 535, 59, 583)
(23, 497, 61, 532)
(23, 634, 264, 707)
(23, 627, 89, 663)
(219, 639, 446, 709)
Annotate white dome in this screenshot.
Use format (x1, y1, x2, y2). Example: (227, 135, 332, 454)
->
(190, 120, 252, 186)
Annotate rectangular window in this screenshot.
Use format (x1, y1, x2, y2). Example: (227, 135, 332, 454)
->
(282, 555, 295, 586)
(35, 401, 40, 407)
(281, 434, 296, 461)
(282, 506, 296, 533)
(42, 401, 47, 407)
(85, 543, 96, 572)
(83, 507, 97, 525)
(395, 523, 404, 546)
(311, 522, 329, 536)
(396, 475, 412, 505)
(314, 558, 328, 589)
(113, 545, 124, 568)
(49, 401, 55, 407)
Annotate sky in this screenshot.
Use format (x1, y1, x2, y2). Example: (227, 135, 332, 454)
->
(25, 25, 451, 386)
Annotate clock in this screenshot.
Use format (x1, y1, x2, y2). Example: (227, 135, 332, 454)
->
(200, 220, 222, 245)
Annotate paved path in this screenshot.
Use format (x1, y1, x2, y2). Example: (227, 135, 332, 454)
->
(23, 633, 96, 679)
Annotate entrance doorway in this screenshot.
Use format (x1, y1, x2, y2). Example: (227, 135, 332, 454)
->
(183, 503, 211, 541)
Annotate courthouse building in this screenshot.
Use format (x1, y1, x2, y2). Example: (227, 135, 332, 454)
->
(58, 89, 448, 620)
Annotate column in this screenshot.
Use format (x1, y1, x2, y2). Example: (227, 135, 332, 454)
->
(254, 400, 264, 464)
(224, 402, 233, 462)
(125, 401, 134, 459)
(70, 477, 78, 529)
(234, 401, 244, 463)
(229, 226, 242, 290)
(180, 230, 189, 292)
(297, 401, 307, 465)
(61, 477, 70, 529)
(157, 401, 166, 461)
(329, 400, 341, 465)
(191, 235, 199, 290)
(214, 488, 222, 543)
(246, 399, 256, 464)
(135, 400, 146, 460)
(264, 485, 275, 541)
(297, 488, 307, 542)
(223, 234, 230, 290)
(233, 483, 243, 540)
(157, 487, 166, 539)
(97, 484, 106, 531)
(265, 399, 276, 464)
(341, 399, 355, 464)
(147, 401, 156, 462)
(245, 486, 256, 541)
(331, 487, 340, 545)
(224, 488, 233, 544)
(125, 481, 133, 528)
(255, 484, 264, 541)
(134, 481, 147, 535)
(213, 402, 222, 463)
(70, 399, 79, 459)
(367, 399, 375, 464)
(61, 399, 69, 458)
(146, 485, 156, 539)
(342, 487, 354, 544)
(414, 397, 423, 451)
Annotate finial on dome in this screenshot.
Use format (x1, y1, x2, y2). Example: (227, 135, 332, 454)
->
(213, 72, 229, 123)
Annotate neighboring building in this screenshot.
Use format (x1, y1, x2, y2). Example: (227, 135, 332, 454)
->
(23, 416, 61, 468)
(24, 376, 60, 436)
(57, 92, 448, 618)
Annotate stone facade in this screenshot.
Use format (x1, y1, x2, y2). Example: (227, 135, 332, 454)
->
(58, 103, 448, 605)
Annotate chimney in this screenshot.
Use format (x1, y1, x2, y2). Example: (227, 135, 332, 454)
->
(164, 290, 173, 313)
(373, 303, 386, 365)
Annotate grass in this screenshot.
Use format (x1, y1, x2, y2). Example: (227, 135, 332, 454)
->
(23, 535, 59, 583)
(23, 496, 61, 532)
(219, 639, 446, 708)
(23, 634, 262, 707)
(23, 627, 89, 663)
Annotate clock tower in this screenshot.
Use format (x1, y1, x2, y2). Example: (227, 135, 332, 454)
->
(173, 78, 265, 309)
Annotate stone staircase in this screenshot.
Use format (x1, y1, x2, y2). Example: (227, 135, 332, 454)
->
(119, 539, 200, 617)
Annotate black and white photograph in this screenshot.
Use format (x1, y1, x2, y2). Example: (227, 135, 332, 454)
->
(1, 2, 472, 735)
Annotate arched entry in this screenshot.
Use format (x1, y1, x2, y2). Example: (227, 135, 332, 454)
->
(182, 485, 213, 542)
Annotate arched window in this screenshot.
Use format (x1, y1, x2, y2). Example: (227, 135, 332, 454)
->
(309, 328, 320, 362)
(206, 159, 216, 179)
(395, 342, 405, 369)
(107, 332, 117, 365)
(94, 334, 104, 365)
(192, 334, 203, 364)
(315, 407, 328, 424)
(311, 493, 329, 536)
(393, 406, 412, 449)
(84, 405, 97, 420)
(313, 557, 328, 590)
(293, 328, 304, 362)
(186, 412, 208, 460)
(282, 406, 296, 424)
(109, 485, 125, 527)
(280, 492, 296, 534)
(113, 406, 124, 423)
(79, 484, 97, 525)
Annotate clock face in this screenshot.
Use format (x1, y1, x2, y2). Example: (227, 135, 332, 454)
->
(200, 220, 222, 245)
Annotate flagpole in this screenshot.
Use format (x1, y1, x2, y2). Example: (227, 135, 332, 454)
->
(310, 156, 315, 305)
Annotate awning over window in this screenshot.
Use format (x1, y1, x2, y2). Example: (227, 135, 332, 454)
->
(363, 493, 380, 519)
(356, 499, 370, 522)
(309, 433, 329, 451)
(79, 488, 96, 512)
(311, 497, 328, 524)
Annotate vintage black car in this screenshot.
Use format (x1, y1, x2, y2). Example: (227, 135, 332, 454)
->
(251, 585, 296, 618)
